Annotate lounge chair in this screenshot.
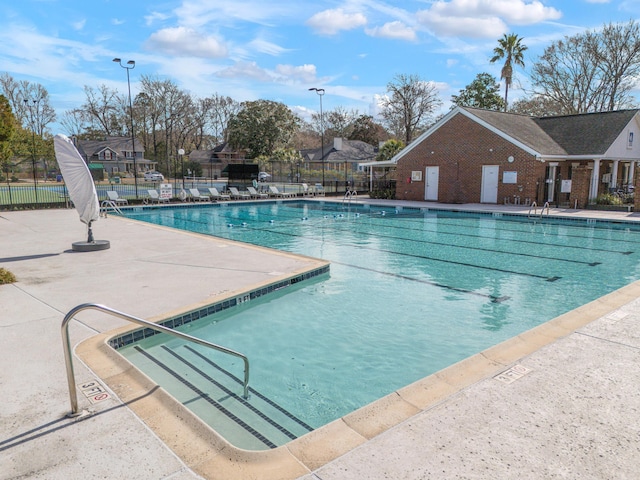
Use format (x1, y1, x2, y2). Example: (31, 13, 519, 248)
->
(268, 185, 294, 198)
(107, 190, 128, 205)
(301, 183, 314, 197)
(314, 183, 325, 197)
(247, 186, 268, 199)
(208, 187, 230, 201)
(189, 188, 210, 202)
(228, 187, 251, 200)
(147, 189, 169, 204)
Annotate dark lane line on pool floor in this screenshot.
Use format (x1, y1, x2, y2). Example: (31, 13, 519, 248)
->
(239, 226, 563, 283)
(329, 260, 510, 303)
(183, 345, 315, 432)
(133, 346, 278, 448)
(134, 212, 570, 281)
(161, 346, 306, 440)
(183, 207, 633, 257)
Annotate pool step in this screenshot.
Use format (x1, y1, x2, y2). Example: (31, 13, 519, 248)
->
(132, 345, 314, 450)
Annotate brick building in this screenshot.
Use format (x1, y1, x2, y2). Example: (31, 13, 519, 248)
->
(394, 107, 640, 209)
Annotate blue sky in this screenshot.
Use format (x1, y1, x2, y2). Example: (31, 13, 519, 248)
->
(2, 0, 640, 133)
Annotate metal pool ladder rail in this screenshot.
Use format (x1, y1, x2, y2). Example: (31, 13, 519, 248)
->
(61, 303, 250, 416)
(528, 201, 550, 218)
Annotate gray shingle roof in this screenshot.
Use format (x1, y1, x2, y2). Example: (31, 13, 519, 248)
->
(462, 107, 639, 156)
(300, 139, 376, 163)
(533, 110, 638, 155)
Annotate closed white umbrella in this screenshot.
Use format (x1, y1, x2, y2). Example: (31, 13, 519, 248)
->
(54, 134, 109, 251)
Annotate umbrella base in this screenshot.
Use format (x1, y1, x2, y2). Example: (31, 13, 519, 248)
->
(72, 240, 111, 252)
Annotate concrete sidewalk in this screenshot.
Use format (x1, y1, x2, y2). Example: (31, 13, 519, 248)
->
(1, 204, 640, 479)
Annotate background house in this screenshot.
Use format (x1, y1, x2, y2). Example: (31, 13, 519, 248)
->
(300, 138, 377, 182)
(75, 136, 155, 178)
(188, 142, 246, 180)
(394, 107, 640, 208)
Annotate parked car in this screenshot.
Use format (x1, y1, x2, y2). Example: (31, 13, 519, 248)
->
(144, 171, 164, 181)
(258, 172, 271, 182)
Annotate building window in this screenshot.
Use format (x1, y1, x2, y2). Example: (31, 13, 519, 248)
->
(628, 131, 634, 149)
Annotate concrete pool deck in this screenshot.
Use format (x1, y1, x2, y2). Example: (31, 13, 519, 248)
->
(1, 200, 640, 479)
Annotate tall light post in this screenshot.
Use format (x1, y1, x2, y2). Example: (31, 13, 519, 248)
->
(113, 58, 138, 198)
(309, 87, 325, 186)
(23, 98, 39, 203)
(178, 149, 185, 189)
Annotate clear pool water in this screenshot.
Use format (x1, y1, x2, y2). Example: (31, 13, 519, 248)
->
(119, 201, 640, 449)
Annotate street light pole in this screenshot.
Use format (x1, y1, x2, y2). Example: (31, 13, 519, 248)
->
(309, 87, 325, 186)
(113, 58, 138, 198)
(178, 149, 185, 189)
(23, 98, 39, 203)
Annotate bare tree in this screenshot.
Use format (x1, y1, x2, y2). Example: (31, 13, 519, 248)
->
(0, 74, 56, 134)
(311, 106, 358, 141)
(81, 84, 120, 135)
(379, 73, 442, 144)
(530, 20, 640, 114)
(204, 93, 241, 145)
(59, 109, 90, 137)
(596, 20, 640, 111)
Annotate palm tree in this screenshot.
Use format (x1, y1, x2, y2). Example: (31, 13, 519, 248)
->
(490, 33, 528, 111)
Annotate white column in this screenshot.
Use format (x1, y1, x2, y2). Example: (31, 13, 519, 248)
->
(547, 164, 557, 202)
(611, 160, 619, 189)
(590, 159, 600, 200)
(628, 161, 635, 187)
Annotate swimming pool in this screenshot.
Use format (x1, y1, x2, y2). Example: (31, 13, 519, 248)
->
(117, 201, 640, 450)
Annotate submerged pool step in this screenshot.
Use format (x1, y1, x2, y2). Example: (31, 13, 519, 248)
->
(132, 345, 313, 450)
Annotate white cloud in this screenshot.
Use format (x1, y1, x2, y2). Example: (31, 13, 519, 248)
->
(419, 12, 507, 38)
(365, 21, 417, 41)
(72, 19, 86, 31)
(274, 64, 317, 83)
(216, 61, 272, 81)
(417, 0, 562, 38)
(111, 18, 125, 26)
(144, 11, 171, 26)
(248, 38, 289, 56)
(145, 27, 228, 58)
(306, 8, 367, 35)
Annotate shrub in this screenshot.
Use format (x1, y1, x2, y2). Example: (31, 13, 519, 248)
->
(595, 193, 623, 205)
(0, 268, 17, 284)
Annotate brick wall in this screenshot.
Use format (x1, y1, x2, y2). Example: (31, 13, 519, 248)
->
(396, 113, 546, 203)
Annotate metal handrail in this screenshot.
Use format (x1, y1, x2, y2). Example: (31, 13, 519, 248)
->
(527, 201, 550, 218)
(61, 303, 250, 416)
(100, 200, 123, 217)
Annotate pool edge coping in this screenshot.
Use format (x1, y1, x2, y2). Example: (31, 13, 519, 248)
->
(76, 253, 640, 480)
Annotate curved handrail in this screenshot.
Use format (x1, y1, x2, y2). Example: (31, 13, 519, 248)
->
(527, 201, 550, 218)
(62, 303, 250, 416)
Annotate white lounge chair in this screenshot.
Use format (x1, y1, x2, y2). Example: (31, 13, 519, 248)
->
(314, 183, 325, 196)
(228, 187, 251, 200)
(147, 189, 169, 204)
(189, 188, 210, 202)
(208, 187, 230, 201)
(268, 185, 294, 198)
(301, 183, 314, 197)
(247, 186, 268, 199)
(107, 190, 128, 205)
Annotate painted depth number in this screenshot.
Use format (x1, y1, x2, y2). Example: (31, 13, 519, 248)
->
(78, 380, 111, 404)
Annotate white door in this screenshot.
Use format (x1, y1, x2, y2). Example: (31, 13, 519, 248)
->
(424, 166, 439, 201)
(481, 165, 499, 203)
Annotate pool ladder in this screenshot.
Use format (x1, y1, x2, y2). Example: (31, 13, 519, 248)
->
(527, 201, 550, 218)
(100, 200, 123, 217)
(61, 303, 250, 417)
(343, 189, 357, 205)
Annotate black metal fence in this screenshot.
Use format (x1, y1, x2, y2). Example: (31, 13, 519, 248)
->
(0, 178, 372, 210)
